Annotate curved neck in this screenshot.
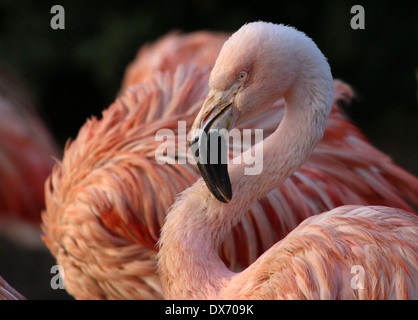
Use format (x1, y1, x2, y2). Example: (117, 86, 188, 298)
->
(158, 71, 333, 299)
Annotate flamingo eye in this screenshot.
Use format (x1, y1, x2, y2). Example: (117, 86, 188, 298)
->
(238, 71, 248, 81)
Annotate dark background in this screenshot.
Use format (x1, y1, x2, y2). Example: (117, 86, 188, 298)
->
(0, 0, 416, 299)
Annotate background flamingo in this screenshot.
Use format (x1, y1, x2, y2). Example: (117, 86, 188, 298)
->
(42, 30, 418, 299)
(0, 66, 59, 248)
(0, 66, 63, 299)
(158, 22, 418, 299)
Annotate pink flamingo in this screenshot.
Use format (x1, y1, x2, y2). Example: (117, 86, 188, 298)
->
(0, 66, 59, 248)
(42, 30, 418, 300)
(157, 22, 418, 299)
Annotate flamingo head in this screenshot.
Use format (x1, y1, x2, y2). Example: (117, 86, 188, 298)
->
(190, 21, 332, 203)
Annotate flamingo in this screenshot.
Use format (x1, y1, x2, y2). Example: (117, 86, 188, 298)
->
(42, 31, 418, 300)
(0, 275, 25, 300)
(0, 66, 59, 248)
(157, 22, 418, 299)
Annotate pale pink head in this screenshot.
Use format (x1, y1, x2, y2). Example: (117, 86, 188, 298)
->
(190, 21, 334, 202)
(208, 22, 332, 120)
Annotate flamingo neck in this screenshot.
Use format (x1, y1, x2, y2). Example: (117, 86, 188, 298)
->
(158, 67, 333, 300)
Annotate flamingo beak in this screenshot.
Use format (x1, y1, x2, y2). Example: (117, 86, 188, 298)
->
(189, 89, 238, 203)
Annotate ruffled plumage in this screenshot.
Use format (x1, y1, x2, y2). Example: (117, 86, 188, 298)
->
(42, 31, 418, 299)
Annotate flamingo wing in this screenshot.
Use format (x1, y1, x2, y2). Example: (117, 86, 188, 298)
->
(120, 30, 229, 93)
(225, 205, 418, 299)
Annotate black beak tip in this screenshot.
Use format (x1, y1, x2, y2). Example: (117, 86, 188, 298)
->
(209, 182, 232, 204)
(219, 189, 232, 203)
(197, 162, 232, 204)
(193, 105, 234, 204)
